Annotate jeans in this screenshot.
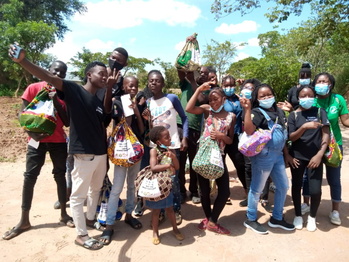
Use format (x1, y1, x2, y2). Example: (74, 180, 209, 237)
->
(325, 145, 343, 202)
(247, 148, 289, 221)
(22, 143, 67, 211)
(106, 161, 141, 225)
(160, 149, 181, 213)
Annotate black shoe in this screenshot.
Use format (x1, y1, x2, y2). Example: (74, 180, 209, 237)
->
(244, 220, 268, 234)
(239, 198, 248, 207)
(134, 199, 144, 217)
(268, 216, 295, 231)
(260, 200, 273, 213)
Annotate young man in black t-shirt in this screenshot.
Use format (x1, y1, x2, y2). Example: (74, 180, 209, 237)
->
(9, 44, 120, 250)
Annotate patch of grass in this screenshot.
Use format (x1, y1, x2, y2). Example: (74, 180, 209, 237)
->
(0, 156, 17, 162)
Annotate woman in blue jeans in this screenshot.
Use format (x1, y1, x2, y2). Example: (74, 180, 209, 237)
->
(312, 72, 349, 225)
(239, 84, 295, 234)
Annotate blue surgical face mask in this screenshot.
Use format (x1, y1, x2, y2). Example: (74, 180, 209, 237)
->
(258, 97, 275, 109)
(299, 78, 311, 85)
(240, 89, 252, 99)
(210, 104, 224, 113)
(299, 97, 314, 109)
(315, 84, 330, 96)
(159, 144, 168, 149)
(223, 87, 235, 97)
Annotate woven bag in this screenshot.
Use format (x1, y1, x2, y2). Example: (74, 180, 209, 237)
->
(135, 149, 172, 201)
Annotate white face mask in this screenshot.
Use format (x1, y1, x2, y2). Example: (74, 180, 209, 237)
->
(258, 97, 275, 109)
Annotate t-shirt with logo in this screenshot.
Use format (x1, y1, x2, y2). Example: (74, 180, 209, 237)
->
(314, 93, 348, 145)
(57, 81, 107, 155)
(21, 81, 67, 143)
(287, 107, 330, 161)
(148, 94, 188, 149)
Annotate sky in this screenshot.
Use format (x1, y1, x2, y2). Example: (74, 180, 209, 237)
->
(46, 0, 311, 72)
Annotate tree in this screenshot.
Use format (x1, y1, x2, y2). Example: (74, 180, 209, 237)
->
(211, 0, 349, 24)
(0, 0, 86, 39)
(0, 0, 58, 95)
(227, 57, 259, 79)
(202, 39, 244, 82)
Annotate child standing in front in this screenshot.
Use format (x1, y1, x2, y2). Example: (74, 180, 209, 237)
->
(288, 85, 330, 231)
(99, 76, 144, 245)
(147, 126, 184, 245)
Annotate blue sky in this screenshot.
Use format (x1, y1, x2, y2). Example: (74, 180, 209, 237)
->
(46, 0, 310, 70)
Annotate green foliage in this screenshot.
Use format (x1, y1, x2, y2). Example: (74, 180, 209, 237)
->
(202, 39, 244, 82)
(0, 0, 86, 95)
(0, 0, 86, 39)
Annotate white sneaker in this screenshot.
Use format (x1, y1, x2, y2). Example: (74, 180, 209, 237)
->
(306, 215, 317, 232)
(329, 210, 341, 225)
(293, 216, 303, 230)
(301, 203, 310, 215)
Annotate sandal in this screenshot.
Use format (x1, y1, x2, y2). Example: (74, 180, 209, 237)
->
(74, 237, 103, 250)
(99, 229, 114, 245)
(60, 216, 75, 228)
(198, 218, 209, 231)
(2, 226, 31, 240)
(226, 198, 233, 205)
(125, 217, 142, 230)
(207, 223, 230, 235)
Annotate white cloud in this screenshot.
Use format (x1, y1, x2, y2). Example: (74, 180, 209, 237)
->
(175, 40, 186, 51)
(45, 33, 119, 66)
(247, 37, 259, 47)
(234, 52, 250, 62)
(74, 0, 201, 29)
(215, 20, 260, 35)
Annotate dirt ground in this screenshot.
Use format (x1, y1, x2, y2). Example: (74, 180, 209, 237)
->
(0, 96, 349, 262)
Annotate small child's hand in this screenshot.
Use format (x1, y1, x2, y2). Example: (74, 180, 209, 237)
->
(142, 108, 150, 121)
(303, 121, 323, 130)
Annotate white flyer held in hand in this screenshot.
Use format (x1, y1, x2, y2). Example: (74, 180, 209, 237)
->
(121, 94, 134, 117)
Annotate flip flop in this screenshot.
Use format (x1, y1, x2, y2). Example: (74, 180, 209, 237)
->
(99, 229, 114, 245)
(60, 216, 75, 228)
(125, 217, 142, 229)
(2, 226, 31, 240)
(74, 237, 103, 250)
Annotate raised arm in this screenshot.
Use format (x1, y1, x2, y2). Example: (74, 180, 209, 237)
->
(9, 44, 63, 90)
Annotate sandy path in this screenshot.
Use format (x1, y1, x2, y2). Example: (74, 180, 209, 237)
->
(1, 129, 349, 262)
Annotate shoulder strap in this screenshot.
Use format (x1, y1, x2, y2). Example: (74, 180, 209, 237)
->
(258, 107, 271, 121)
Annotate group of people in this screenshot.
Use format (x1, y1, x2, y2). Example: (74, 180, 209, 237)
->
(3, 37, 348, 249)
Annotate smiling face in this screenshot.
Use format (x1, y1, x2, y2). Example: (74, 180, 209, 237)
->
(123, 76, 138, 99)
(157, 129, 171, 147)
(208, 90, 225, 111)
(148, 72, 164, 97)
(49, 61, 67, 79)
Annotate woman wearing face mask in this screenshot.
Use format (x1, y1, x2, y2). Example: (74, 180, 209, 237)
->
(239, 84, 295, 234)
(221, 75, 247, 203)
(186, 83, 236, 235)
(312, 72, 349, 225)
(278, 63, 312, 112)
(287, 85, 330, 231)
